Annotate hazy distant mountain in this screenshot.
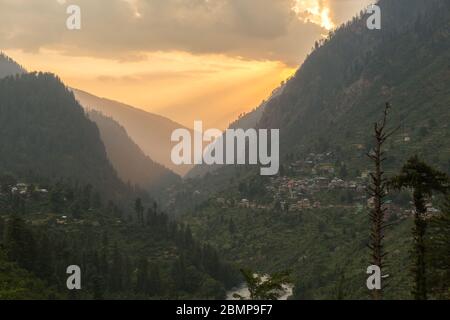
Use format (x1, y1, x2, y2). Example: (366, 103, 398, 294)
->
(228, 85, 284, 131)
(185, 85, 284, 178)
(73, 89, 193, 176)
(0, 52, 26, 78)
(88, 110, 180, 193)
(0, 72, 129, 200)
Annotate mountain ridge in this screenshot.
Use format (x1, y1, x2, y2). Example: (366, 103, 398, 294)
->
(0, 71, 133, 202)
(88, 110, 180, 193)
(73, 88, 194, 176)
(0, 52, 26, 78)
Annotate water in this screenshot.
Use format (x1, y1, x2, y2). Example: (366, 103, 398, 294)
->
(226, 281, 293, 300)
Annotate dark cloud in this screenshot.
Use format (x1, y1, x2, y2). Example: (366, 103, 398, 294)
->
(327, 0, 375, 24)
(0, 0, 329, 65)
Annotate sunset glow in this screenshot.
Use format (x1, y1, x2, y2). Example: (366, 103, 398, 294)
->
(0, 0, 372, 130)
(5, 49, 294, 129)
(293, 0, 336, 31)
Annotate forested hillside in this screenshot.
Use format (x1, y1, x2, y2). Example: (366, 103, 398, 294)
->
(0, 177, 238, 299)
(0, 53, 25, 79)
(1, 0, 449, 301)
(171, 0, 450, 299)
(88, 110, 180, 193)
(0, 73, 129, 201)
(259, 0, 450, 173)
(172, 0, 450, 210)
(0, 248, 56, 299)
(186, 84, 285, 179)
(0, 58, 241, 299)
(73, 89, 194, 176)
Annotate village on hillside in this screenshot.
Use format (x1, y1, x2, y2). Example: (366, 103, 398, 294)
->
(187, 151, 442, 221)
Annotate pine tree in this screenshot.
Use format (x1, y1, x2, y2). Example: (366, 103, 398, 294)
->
(390, 156, 449, 300)
(36, 232, 54, 281)
(109, 244, 124, 292)
(171, 256, 187, 292)
(4, 214, 36, 271)
(148, 263, 162, 296)
(427, 195, 450, 299)
(92, 274, 105, 300)
(136, 257, 149, 294)
(134, 198, 144, 225)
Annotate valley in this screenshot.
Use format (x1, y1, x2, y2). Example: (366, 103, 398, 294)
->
(0, 0, 449, 301)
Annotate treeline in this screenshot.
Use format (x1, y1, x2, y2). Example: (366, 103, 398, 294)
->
(0, 52, 25, 78)
(0, 72, 132, 203)
(0, 175, 238, 299)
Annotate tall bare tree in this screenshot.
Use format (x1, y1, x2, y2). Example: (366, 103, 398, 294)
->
(366, 103, 397, 300)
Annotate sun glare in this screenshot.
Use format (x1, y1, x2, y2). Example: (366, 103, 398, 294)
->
(293, 0, 335, 31)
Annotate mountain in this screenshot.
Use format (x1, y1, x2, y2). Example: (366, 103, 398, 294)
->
(175, 0, 450, 299)
(0, 72, 129, 200)
(0, 52, 26, 78)
(0, 248, 56, 299)
(0, 179, 238, 300)
(0, 56, 238, 300)
(73, 89, 193, 176)
(185, 84, 285, 179)
(258, 0, 450, 172)
(228, 85, 284, 131)
(88, 110, 180, 193)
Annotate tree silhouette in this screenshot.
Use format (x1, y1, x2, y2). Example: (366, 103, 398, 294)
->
(427, 195, 450, 299)
(390, 156, 449, 300)
(366, 103, 398, 299)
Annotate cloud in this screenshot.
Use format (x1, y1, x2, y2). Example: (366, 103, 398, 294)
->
(0, 0, 333, 66)
(327, 0, 375, 24)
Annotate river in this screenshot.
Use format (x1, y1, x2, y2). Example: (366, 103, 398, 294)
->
(226, 282, 293, 300)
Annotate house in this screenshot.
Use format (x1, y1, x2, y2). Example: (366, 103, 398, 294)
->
(289, 203, 300, 212)
(426, 203, 440, 215)
(367, 197, 376, 209)
(347, 181, 357, 189)
(361, 171, 370, 179)
(329, 178, 345, 189)
(316, 177, 330, 188)
(56, 219, 67, 225)
(298, 198, 311, 209)
(239, 199, 250, 208)
(356, 185, 366, 193)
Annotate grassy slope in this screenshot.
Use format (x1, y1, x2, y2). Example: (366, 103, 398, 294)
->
(184, 202, 414, 299)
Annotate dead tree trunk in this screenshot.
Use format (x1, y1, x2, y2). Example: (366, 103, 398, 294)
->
(367, 103, 397, 300)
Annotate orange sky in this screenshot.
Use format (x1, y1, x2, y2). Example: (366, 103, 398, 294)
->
(6, 49, 294, 129)
(1, 0, 373, 130)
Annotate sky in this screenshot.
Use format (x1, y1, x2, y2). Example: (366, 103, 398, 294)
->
(1, 0, 374, 129)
